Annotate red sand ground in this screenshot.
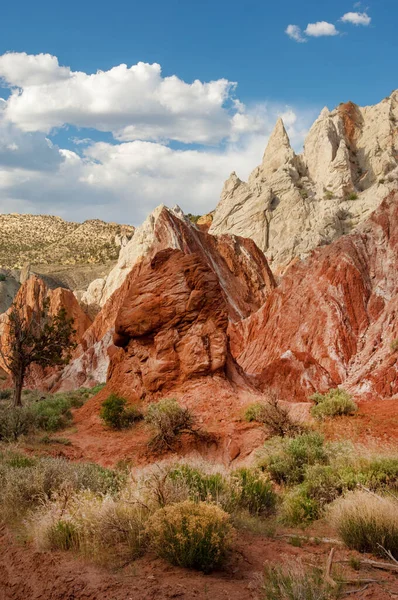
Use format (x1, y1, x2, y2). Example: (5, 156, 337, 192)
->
(1, 524, 397, 600)
(5, 396, 398, 600)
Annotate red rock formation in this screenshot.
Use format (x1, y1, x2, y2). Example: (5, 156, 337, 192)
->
(0, 276, 92, 389)
(56, 207, 275, 391)
(107, 249, 231, 400)
(231, 191, 398, 400)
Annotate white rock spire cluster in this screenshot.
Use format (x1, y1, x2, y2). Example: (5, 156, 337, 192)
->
(209, 92, 398, 270)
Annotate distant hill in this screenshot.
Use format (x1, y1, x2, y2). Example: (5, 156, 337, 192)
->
(0, 214, 134, 268)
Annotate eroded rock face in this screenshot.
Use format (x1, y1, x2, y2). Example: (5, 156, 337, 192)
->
(0, 276, 92, 390)
(210, 92, 398, 271)
(107, 249, 230, 399)
(230, 191, 398, 400)
(56, 206, 275, 390)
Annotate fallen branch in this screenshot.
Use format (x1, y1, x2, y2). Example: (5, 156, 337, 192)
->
(325, 548, 338, 589)
(276, 534, 343, 545)
(361, 558, 398, 573)
(377, 545, 398, 566)
(343, 584, 370, 596)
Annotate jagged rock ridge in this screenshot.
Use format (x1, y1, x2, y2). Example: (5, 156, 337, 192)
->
(209, 92, 398, 271)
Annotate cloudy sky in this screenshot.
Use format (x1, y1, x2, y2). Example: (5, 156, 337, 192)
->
(0, 0, 396, 224)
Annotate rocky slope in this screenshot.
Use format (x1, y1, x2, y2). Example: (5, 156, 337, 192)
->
(54, 205, 275, 391)
(230, 190, 398, 401)
(0, 214, 134, 268)
(210, 92, 398, 272)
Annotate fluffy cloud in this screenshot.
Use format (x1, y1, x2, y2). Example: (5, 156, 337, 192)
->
(285, 25, 307, 43)
(0, 52, 70, 87)
(0, 52, 317, 224)
(305, 22, 339, 37)
(0, 53, 264, 145)
(0, 101, 316, 223)
(341, 12, 371, 26)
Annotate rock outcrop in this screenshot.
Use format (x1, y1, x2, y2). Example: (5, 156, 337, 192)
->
(210, 92, 398, 271)
(0, 276, 92, 389)
(230, 190, 398, 400)
(0, 271, 20, 314)
(56, 206, 275, 390)
(108, 249, 231, 400)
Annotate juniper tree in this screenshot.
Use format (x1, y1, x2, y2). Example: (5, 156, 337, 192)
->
(0, 299, 76, 407)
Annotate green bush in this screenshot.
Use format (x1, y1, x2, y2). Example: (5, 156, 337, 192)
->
(145, 398, 196, 451)
(310, 389, 357, 420)
(146, 500, 233, 572)
(0, 405, 37, 441)
(0, 389, 12, 400)
(258, 433, 328, 485)
(346, 192, 359, 201)
(0, 274, 6, 282)
(231, 468, 276, 516)
(281, 486, 321, 526)
(0, 389, 96, 439)
(168, 464, 225, 502)
(30, 396, 73, 431)
(331, 491, 398, 559)
(48, 520, 79, 551)
(100, 394, 142, 430)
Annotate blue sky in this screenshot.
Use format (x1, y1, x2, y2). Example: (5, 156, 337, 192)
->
(0, 0, 396, 223)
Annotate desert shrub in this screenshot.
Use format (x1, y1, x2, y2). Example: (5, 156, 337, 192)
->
(245, 398, 304, 437)
(145, 398, 196, 451)
(48, 519, 79, 551)
(0, 405, 37, 441)
(311, 389, 357, 420)
(346, 192, 359, 201)
(0, 388, 96, 440)
(245, 403, 266, 422)
(261, 560, 341, 600)
(231, 468, 276, 516)
(258, 432, 328, 485)
(29, 396, 73, 431)
(0, 452, 125, 521)
(30, 490, 148, 562)
(281, 486, 321, 526)
(330, 491, 398, 559)
(168, 464, 225, 503)
(359, 457, 398, 490)
(0, 274, 6, 282)
(146, 500, 233, 572)
(0, 389, 12, 400)
(100, 394, 142, 430)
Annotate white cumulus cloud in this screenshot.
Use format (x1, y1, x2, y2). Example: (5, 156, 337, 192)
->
(285, 24, 307, 43)
(305, 22, 339, 37)
(0, 52, 70, 87)
(0, 99, 317, 223)
(0, 53, 267, 145)
(341, 12, 371, 26)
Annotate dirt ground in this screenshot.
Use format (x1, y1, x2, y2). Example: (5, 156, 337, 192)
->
(1, 524, 397, 600)
(4, 396, 398, 600)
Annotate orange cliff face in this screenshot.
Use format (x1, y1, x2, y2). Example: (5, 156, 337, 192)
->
(55, 206, 275, 392)
(0, 276, 92, 390)
(108, 249, 230, 401)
